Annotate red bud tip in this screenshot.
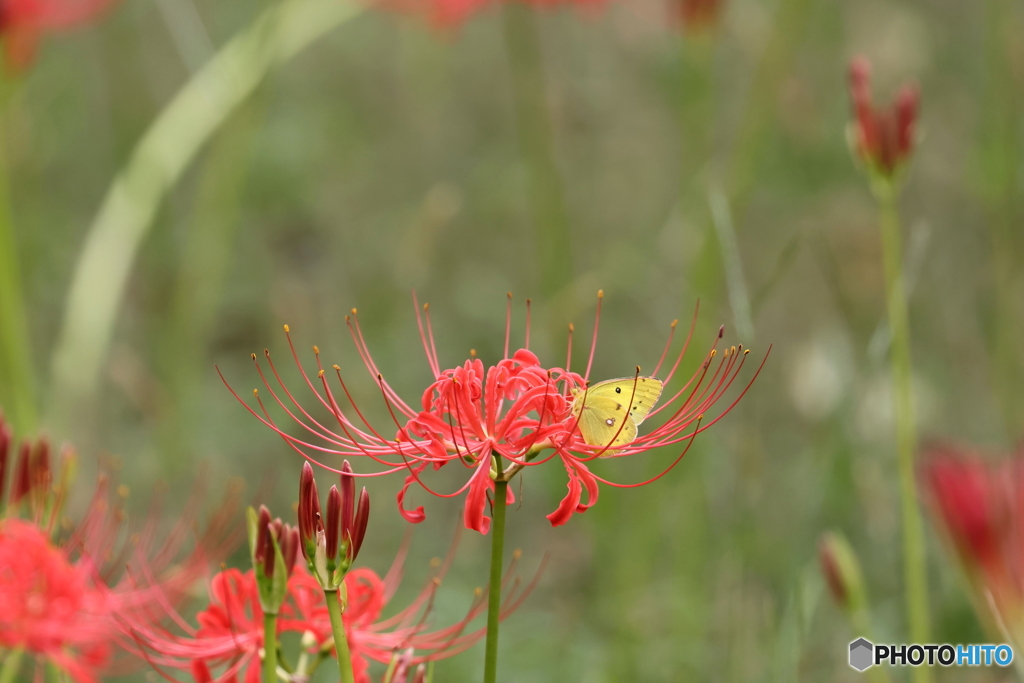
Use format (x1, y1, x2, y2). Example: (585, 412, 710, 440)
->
(818, 536, 846, 606)
(282, 526, 300, 577)
(298, 462, 321, 557)
(340, 460, 355, 549)
(11, 441, 31, 504)
(258, 506, 275, 577)
(350, 487, 370, 562)
(326, 485, 342, 560)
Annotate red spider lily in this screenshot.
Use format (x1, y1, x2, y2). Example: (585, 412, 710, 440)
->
(221, 292, 767, 534)
(122, 540, 541, 683)
(0, 0, 117, 70)
(0, 518, 112, 683)
(920, 444, 1024, 643)
(0, 410, 243, 683)
(848, 56, 919, 179)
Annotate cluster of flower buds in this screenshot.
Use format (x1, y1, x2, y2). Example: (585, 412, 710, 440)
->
(847, 56, 919, 182)
(1, 412, 76, 525)
(298, 461, 370, 591)
(247, 504, 301, 614)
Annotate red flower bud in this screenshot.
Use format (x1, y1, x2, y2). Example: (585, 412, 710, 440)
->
(896, 85, 919, 158)
(819, 536, 847, 606)
(350, 487, 370, 562)
(847, 56, 919, 178)
(255, 504, 272, 572)
(340, 460, 355, 550)
(298, 462, 321, 560)
(281, 525, 300, 576)
(11, 441, 30, 504)
(326, 485, 342, 561)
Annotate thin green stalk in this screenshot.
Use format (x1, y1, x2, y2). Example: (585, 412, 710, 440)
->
(484, 479, 509, 683)
(877, 184, 930, 681)
(47, 0, 363, 432)
(263, 612, 278, 683)
(0, 648, 24, 683)
(501, 3, 572, 304)
(0, 89, 36, 434)
(325, 589, 356, 683)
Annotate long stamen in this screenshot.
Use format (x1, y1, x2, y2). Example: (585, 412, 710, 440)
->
(413, 291, 441, 379)
(651, 319, 679, 379)
(347, 311, 416, 418)
(504, 292, 512, 360)
(524, 298, 532, 350)
(584, 290, 603, 381)
(658, 300, 700, 384)
(591, 416, 704, 487)
(565, 323, 574, 374)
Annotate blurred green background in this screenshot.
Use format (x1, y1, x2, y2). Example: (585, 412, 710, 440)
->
(2, 0, 1023, 679)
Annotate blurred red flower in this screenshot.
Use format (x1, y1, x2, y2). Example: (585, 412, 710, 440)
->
(847, 56, 919, 178)
(125, 542, 538, 683)
(0, 410, 242, 682)
(223, 293, 766, 534)
(921, 444, 1024, 642)
(0, 0, 117, 69)
(0, 518, 111, 683)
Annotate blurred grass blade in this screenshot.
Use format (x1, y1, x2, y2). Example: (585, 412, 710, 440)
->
(709, 186, 754, 342)
(0, 109, 37, 433)
(48, 0, 362, 422)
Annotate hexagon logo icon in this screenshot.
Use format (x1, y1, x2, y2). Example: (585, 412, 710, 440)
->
(849, 638, 874, 671)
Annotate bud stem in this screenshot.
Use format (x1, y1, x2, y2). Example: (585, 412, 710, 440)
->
(262, 612, 278, 683)
(483, 479, 508, 683)
(877, 184, 930, 683)
(324, 589, 355, 683)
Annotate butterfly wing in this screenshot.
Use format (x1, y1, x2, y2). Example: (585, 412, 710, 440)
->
(582, 377, 664, 425)
(572, 393, 639, 455)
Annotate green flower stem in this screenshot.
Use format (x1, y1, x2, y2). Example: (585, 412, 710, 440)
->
(877, 183, 930, 681)
(0, 648, 24, 683)
(501, 3, 572, 305)
(325, 588, 355, 683)
(47, 0, 362, 429)
(0, 88, 36, 435)
(484, 478, 509, 683)
(263, 612, 278, 683)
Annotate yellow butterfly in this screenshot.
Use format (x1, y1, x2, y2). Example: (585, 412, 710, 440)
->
(569, 377, 664, 456)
